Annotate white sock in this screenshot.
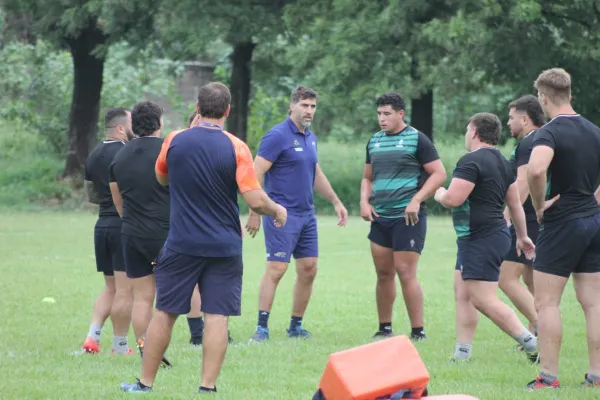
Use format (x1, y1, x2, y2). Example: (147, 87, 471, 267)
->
(88, 324, 102, 343)
(113, 336, 129, 354)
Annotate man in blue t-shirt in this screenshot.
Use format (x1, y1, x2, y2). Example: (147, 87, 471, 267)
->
(121, 82, 287, 395)
(245, 86, 348, 341)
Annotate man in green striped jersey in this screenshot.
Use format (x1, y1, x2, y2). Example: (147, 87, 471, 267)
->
(360, 93, 446, 340)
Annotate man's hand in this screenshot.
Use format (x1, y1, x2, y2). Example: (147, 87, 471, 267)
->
(273, 204, 287, 228)
(434, 187, 447, 203)
(360, 201, 379, 221)
(405, 198, 421, 226)
(245, 212, 261, 238)
(334, 201, 348, 227)
(535, 194, 560, 224)
(516, 236, 536, 260)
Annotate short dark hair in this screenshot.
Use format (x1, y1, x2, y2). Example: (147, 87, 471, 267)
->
(291, 86, 318, 104)
(131, 101, 163, 137)
(375, 93, 405, 111)
(468, 112, 502, 145)
(188, 110, 197, 127)
(197, 82, 231, 119)
(508, 95, 546, 127)
(104, 107, 129, 129)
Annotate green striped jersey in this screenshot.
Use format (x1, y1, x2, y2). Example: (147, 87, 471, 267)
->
(366, 126, 439, 218)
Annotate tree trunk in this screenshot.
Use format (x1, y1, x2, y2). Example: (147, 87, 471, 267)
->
(410, 57, 434, 141)
(63, 24, 106, 184)
(227, 41, 256, 142)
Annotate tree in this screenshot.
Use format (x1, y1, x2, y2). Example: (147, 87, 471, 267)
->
(155, 0, 291, 142)
(0, 0, 161, 182)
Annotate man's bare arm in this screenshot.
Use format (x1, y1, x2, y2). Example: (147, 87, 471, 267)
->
(248, 156, 273, 216)
(314, 164, 342, 206)
(109, 182, 123, 217)
(84, 180, 100, 204)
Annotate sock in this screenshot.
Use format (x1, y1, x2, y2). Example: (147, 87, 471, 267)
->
(379, 322, 392, 333)
(533, 325, 538, 337)
(113, 336, 129, 354)
(289, 316, 303, 330)
(587, 373, 600, 383)
(88, 323, 102, 343)
(199, 386, 217, 392)
(540, 371, 557, 383)
(454, 342, 472, 360)
(515, 330, 537, 352)
(258, 311, 270, 329)
(411, 326, 425, 337)
(187, 317, 204, 337)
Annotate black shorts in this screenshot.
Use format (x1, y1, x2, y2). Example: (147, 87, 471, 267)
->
(368, 215, 427, 254)
(456, 227, 511, 282)
(154, 246, 243, 316)
(534, 211, 600, 277)
(122, 234, 166, 279)
(503, 220, 540, 266)
(94, 226, 124, 276)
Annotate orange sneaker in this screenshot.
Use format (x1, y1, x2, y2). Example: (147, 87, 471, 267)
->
(81, 336, 101, 354)
(112, 348, 134, 355)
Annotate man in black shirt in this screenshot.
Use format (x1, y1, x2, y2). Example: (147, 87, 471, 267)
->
(500, 95, 545, 346)
(109, 101, 172, 368)
(434, 112, 538, 364)
(527, 68, 600, 390)
(78, 108, 135, 355)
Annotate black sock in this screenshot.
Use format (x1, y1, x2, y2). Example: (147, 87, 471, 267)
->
(379, 322, 392, 332)
(187, 317, 204, 337)
(290, 316, 303, 330)
(411, 326, 425, 336)
(258, 311, 270, 329)
(199, 386, 217, 392)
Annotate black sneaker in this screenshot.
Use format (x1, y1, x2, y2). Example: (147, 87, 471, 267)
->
(191, 332, 233, 346)
(411, 332, 427, 341)
(373, 330, 394, 340)
(121, 379, 152, 393)
(199, 386, 217, 393)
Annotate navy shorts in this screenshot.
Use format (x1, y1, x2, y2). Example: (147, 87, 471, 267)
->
(456, 227, 511, 282)
(263, 213, 318, 263)
(154, 246, 243, 316)
(368, 215, 427, 253)
(122, 234, 166, 279)
(94, 226, 124, 276)
(534, 211, 600, 277)
(503, 220, 540, 266)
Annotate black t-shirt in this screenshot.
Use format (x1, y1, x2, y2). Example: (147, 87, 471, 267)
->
(451, 147, 515, 240)
(532, 114, 600, 228)
(509, 130, 537, 223)
(85, 140, 125, 227)
(109, 136, 170, 239)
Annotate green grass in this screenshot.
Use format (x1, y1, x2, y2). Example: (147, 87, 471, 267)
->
(0, 212, 594, 400)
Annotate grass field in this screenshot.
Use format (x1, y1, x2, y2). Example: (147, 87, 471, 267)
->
(0, 212, 595, 400)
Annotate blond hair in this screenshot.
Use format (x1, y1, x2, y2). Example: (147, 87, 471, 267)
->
(534, 68, 571, 105)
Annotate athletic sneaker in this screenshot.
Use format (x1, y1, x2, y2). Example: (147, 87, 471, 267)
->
(526, 375, 560, 390)
(190, 331, 234, 346)
(136, 338, 172, 368)
(250, 326, 269, 342)
(526, 349, 540, 364)
(287, 325, 311, 338)
(583, 374, 600, 387)
(411, 332, 427, 341)
(81, 336, 101, 354)
(121, 379, 152, 393)
(372, 330, 394, 340)
(111, 348, 134, 355)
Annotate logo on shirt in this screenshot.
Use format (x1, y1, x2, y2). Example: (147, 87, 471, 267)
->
(312, 141, 316, 147)
(293, 140, 300, 146)
(396, 139, 404, 148)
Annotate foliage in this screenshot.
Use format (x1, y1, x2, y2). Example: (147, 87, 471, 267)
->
(0, 40, 181, 157)
(246, 86, 290, 154)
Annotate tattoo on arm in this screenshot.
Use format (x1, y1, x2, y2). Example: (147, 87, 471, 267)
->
(84, 180, 100, 204)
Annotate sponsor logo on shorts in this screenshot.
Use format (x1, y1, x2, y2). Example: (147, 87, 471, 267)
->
(410, 239, 415, 248)
(274, 252, 286, 258)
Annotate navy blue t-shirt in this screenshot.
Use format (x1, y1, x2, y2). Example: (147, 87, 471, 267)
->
(156, 127, 260, 257)
(257, 118, 318, 216)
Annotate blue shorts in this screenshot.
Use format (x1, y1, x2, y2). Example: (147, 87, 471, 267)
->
(534, 211, 600, 277)
(368, 215, 427, 253)
(455, 227, 511, 282)
(154, 246, 243, 316)
(263, 213, 318, 263)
